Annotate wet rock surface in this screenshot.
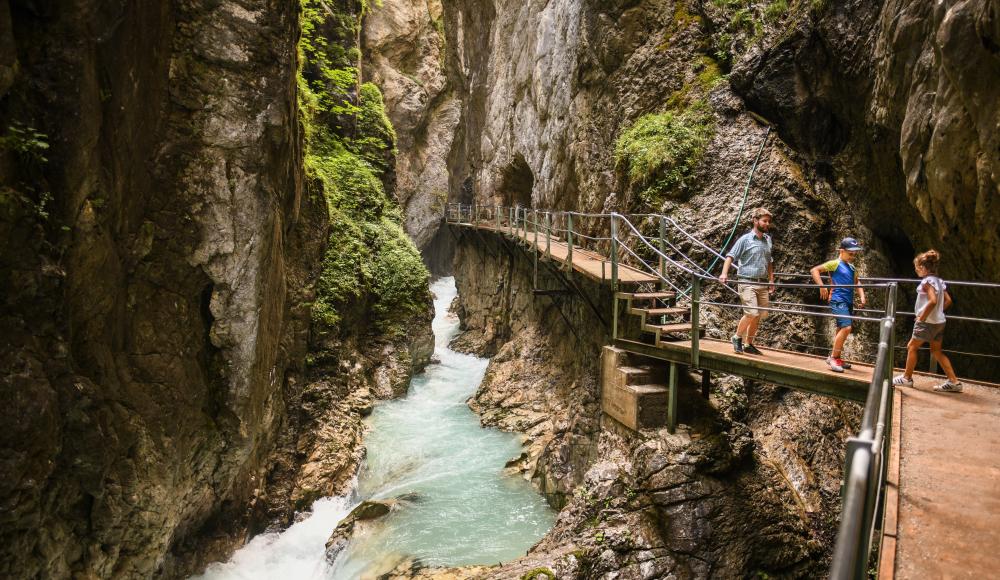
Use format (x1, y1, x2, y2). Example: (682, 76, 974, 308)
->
(324, 500, 394, 562)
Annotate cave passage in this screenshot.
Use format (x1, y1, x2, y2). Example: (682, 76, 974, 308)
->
(194, 277, 554, 578)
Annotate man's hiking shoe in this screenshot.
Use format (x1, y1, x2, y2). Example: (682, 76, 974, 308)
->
(892, 375, 914, 387)
(933, 381, 963, 393)
(731, 335, 743, 354)
(826, 356, 844, 373)
(743, 344, 763, 355)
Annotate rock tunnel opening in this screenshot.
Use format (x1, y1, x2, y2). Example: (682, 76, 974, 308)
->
(499, 154, 534, 208)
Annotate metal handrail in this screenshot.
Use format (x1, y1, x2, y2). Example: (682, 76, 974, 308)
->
(831, 313, 896, 579)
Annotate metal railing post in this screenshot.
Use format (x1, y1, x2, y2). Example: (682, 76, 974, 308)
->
(611, 213, 619, 340)
(545, 212, 552, 260)
(887, 283, 897, 375)
(496, 204, 501, 231)
(668, 362, 678, 434)
(659, 216, 667, 290)
(610, 213, 619, 288)
(691, 274, 701, 368)
(566, 213, 574, 269)
(533, 208, 539, 249)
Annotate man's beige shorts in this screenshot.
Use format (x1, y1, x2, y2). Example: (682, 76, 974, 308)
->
(739, 283, 769, 318)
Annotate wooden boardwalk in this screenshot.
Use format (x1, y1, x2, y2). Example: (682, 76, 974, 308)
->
(449, 213, 1000, 578)
(881, 377, 1000, 579)
(453, 221, 660, 285)
(614, 337, 872, 401)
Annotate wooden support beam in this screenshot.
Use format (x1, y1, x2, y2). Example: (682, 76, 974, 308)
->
(701, 369, 711, 399)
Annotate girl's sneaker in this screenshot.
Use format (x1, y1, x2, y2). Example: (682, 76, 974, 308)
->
(892, 375, 914, 387)
(933, 381, 963, 393)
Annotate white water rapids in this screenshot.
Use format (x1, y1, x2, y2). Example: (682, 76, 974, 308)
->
(194, 277, 554, 579)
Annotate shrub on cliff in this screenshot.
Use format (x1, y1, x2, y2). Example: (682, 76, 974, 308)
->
(614, 101, 714, 206)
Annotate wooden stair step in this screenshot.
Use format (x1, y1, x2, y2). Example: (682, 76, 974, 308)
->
(633, 307, 687, 316)
(615, 365, 666, 387)
(645, 322, 692, 334)
(617, 291, 677, 301)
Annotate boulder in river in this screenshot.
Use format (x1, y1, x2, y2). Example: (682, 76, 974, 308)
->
(324, 500, 393, 563)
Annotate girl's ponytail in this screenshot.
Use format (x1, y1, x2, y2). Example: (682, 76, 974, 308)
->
(914, 249, 940, 274)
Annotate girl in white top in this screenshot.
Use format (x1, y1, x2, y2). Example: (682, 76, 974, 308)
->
(893, 250, 963, 392)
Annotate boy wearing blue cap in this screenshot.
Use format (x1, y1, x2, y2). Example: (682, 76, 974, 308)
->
(810, 238, 867, 373)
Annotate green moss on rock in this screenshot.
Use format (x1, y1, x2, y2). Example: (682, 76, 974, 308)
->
(614, 101, 715, 206)
(299, 0, 428, 338)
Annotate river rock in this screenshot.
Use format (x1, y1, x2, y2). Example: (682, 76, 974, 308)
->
(324, 500, 394, 563)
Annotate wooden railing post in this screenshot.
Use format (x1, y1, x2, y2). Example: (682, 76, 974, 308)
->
(566, 213, 574, 269)
(691, 273, 701, 369)
(496, 204, 501, 231)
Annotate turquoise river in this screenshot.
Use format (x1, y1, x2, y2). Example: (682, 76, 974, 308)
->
(194, 277, 555, 579)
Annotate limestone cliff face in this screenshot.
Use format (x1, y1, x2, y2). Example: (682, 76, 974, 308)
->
(0, 0, 313, 577)
(363, 0, 460, 274)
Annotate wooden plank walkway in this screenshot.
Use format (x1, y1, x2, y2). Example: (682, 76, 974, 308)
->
(613, 337, 872, 401)
(881, 377, 1000, 579)
(453, 221, 660, 285)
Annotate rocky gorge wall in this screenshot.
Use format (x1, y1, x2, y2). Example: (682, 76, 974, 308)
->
(1, 1, 311, 576)
(369, 0, 999, 576)
(446, 233, 854, 577)
(0, 0, 432, 577)
(409, 0, 999, 378)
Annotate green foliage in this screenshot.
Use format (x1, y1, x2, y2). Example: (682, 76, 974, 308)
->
(764, 0, 789, 22)
(521, 568, 556, 580)
(299, 0, 428, 338)
(709, 0, 794, 62)
(0, 122, 49, 165)
(614, 101, 714, 206)
(307, 147, 387, 221)
(352, 82, 397, 171)
(696, 56, 724, 90)
(370, 218, 430, 334)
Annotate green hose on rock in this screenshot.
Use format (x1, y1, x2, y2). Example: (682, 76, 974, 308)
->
(678, 125, 771, 299)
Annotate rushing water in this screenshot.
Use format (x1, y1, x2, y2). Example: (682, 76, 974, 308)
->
(195, 277, 554, 579)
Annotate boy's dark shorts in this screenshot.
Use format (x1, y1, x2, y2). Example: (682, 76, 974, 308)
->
(913, 321, 946, 342)
(830, 301, 853, 328)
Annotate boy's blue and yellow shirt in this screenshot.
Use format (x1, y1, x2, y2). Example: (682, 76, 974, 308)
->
(819, 259, 857, 304)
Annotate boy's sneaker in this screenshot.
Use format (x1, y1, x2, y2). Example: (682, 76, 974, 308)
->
(743, 344, 763, 355)
(731, 335, 743, 354)
(892, 375, 914, 387)
(933, 381, 963, 393)
(826, 356, 844, 373)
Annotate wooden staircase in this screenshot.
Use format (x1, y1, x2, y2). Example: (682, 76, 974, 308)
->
(616, 290, 699, 345)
